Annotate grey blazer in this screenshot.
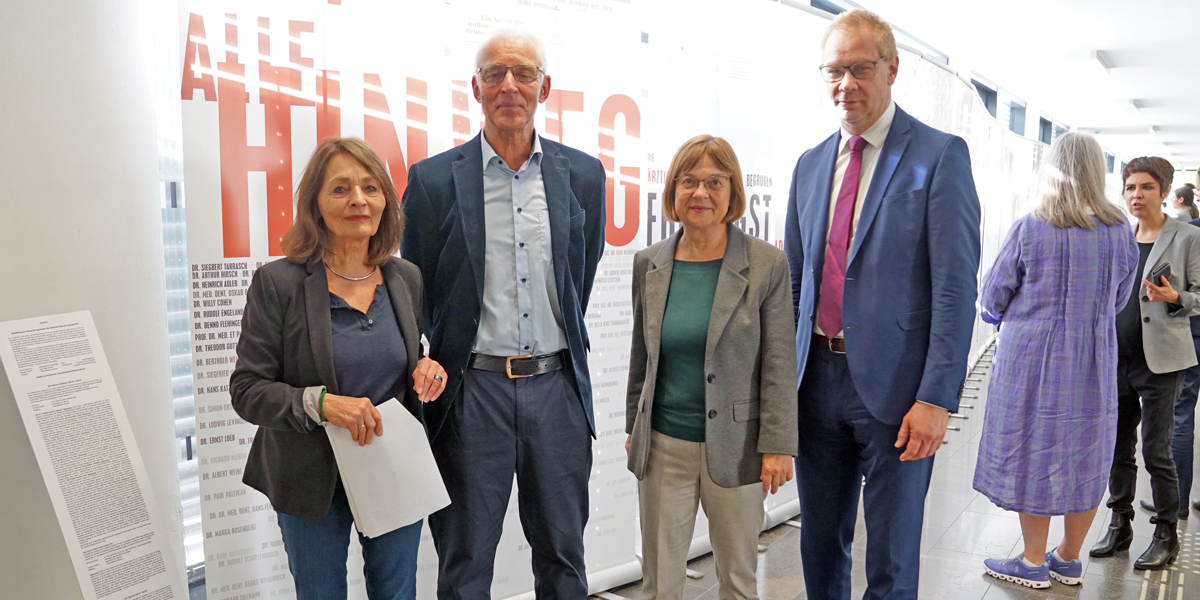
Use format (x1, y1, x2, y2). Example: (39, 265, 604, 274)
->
(1136, 216, 1200, 374)
(625, 225, 798, 488)
(229, 257, 424, 520)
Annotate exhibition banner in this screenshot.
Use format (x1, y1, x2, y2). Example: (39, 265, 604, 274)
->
(177, 0, 1039, 598)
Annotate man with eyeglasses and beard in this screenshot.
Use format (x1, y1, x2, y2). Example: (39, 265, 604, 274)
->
(400, 29, 606, 599)
(783, 9, 981, 599)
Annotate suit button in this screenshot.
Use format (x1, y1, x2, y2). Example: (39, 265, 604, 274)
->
(459, 368, 465, 376)
(1144, 317, 1151, 323)
(707, 374, 715, 383)
(472, 318, 478, 326)
(708, 410, 717, 419)
(1143, 296, 1150, 302)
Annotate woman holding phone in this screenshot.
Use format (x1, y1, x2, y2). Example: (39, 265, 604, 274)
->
(1089, 156, 1200, 570)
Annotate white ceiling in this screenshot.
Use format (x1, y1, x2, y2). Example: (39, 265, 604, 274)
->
(852, 0, 1200, 172)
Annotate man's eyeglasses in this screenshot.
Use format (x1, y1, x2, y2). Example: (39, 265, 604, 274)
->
(818, 57, 888, 83)
(476, 64, 544, 86)
(677, 175, 729, 192)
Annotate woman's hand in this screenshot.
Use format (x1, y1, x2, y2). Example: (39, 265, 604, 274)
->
(1143, 276, 1181, 304)
(761, 453, 794, 494)
(322, 393, 382, 446)
(412, 357, 448, 403)
(625, 435, 632, 453)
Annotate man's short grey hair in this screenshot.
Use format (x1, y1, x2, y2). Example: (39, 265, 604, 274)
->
(475, 29, 548, 73)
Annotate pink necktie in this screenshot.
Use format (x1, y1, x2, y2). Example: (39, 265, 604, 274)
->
(818, 135, 867, 338)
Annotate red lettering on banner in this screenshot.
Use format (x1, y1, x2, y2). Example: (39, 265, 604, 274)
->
(451, 80, 472, 146)
(218, 16, 310, 257)
(363, 74, 415, 195)
(545, 90, 583, 143)
(181, 13, 216, 101)
(598, 95, 641, 247)
(406, 77, 428, 165)
(316, 70, 340, 141)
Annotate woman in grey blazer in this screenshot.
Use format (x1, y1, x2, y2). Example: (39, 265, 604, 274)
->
(230, 137, 448, 600)
(1090, 156, 1200, 570)
(624, 135, 798, 600)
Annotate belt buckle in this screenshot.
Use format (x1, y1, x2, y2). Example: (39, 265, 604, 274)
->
(823, 335, 845, 355)
(505, 354, 533, 379)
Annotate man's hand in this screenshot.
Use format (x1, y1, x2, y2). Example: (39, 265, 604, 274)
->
(761, 453, 794, 494)
(1143, 276, 1181, 304)
(894, 402, 949, 461)
(411, 357, 448, 403)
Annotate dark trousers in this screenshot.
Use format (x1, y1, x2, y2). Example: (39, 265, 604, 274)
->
(1108, 355, 1183, 524)
(1172, 337, 1200, 511)
(795, 347, 935, 600)
(276, 481, 422, 600)
(428, 368, 592, 599)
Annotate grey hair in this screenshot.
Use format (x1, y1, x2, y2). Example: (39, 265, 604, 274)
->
(1031, 132, 1126, 229)
(474, 29, 548, 73)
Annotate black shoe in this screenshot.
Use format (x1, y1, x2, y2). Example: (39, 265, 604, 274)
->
(1139, 499, 1189, 520)
(1090, 512, 1134, 557)
(1134, 522, 1180, 570)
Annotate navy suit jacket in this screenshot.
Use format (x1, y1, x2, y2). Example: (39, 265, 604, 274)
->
(401, 133, 606, 439)
(784, 105, 981, 424)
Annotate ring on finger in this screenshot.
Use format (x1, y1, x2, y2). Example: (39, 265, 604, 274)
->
(433, 374, 444, 383)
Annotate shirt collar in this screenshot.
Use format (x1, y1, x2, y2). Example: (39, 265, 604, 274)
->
(839, 101, 896, 151)
(481, 130, 543, 171)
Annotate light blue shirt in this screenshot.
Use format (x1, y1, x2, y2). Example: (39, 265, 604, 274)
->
(475, 132, 568, 357)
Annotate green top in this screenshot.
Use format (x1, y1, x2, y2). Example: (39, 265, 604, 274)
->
(651, 258, 722, 442)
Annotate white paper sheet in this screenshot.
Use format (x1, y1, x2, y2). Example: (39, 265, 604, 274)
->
(325, 398, 450, 538)
(0, 311, 188, 600)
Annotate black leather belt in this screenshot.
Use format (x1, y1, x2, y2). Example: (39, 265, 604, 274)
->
(813, 333, 846, 354)
(468, 350, 567, 379)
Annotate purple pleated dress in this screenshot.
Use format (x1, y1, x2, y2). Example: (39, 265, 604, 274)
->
(973, 214, 1138, 516)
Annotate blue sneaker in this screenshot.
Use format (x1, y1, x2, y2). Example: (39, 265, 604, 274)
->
(1046, 550, 1082, 585)
(984, 556, 1051, 589)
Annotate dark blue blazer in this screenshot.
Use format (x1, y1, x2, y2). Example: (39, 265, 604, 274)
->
(400, 133, 606, 439)
(784, 105, 981, 424)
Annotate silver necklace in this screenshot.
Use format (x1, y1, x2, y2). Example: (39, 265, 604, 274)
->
(325, 264, 377, 281)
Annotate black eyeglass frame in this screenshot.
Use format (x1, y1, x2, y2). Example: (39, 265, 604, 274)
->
(817, 57, 888, 83)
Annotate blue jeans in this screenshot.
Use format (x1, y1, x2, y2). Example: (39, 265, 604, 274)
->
(277, 482, 422, 600)
(1173, 335, 1200, 511)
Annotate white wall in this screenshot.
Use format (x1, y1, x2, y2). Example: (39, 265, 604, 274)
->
(0, 1, 184, 597)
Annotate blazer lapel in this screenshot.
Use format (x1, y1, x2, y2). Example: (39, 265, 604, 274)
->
(303, 261, 339, 395)
(706, 226, 749, 361)
(806, 133, 840, 284)
(381, 260, 421, 379)
(451, 134, 487, 306)
(848, 107, 911, 267)
(1143, 217, 1178, 279)
(643, 232, 680, 368)
(540, 138, 572, 303)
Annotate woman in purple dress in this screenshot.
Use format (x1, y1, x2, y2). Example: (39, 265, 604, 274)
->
(974, 133, 1138, 588)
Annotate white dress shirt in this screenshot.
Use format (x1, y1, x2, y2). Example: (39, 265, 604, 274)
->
(474, 131, 568, 357)
(814, 101, 897, 339)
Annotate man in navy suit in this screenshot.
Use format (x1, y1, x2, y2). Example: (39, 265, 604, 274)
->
(784, 10, 980, 599)
(400, 30, 605, 599)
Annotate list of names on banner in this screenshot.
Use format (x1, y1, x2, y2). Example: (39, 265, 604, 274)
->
(189, 260, 297, 600)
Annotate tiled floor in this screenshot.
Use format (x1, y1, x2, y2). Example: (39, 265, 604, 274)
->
(603, 347, 1200, 599)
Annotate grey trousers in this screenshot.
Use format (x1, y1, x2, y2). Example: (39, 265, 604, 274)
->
(638, 430, 766, 600)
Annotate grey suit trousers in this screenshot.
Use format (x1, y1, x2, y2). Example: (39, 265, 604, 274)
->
(639, 431, 766, 600)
